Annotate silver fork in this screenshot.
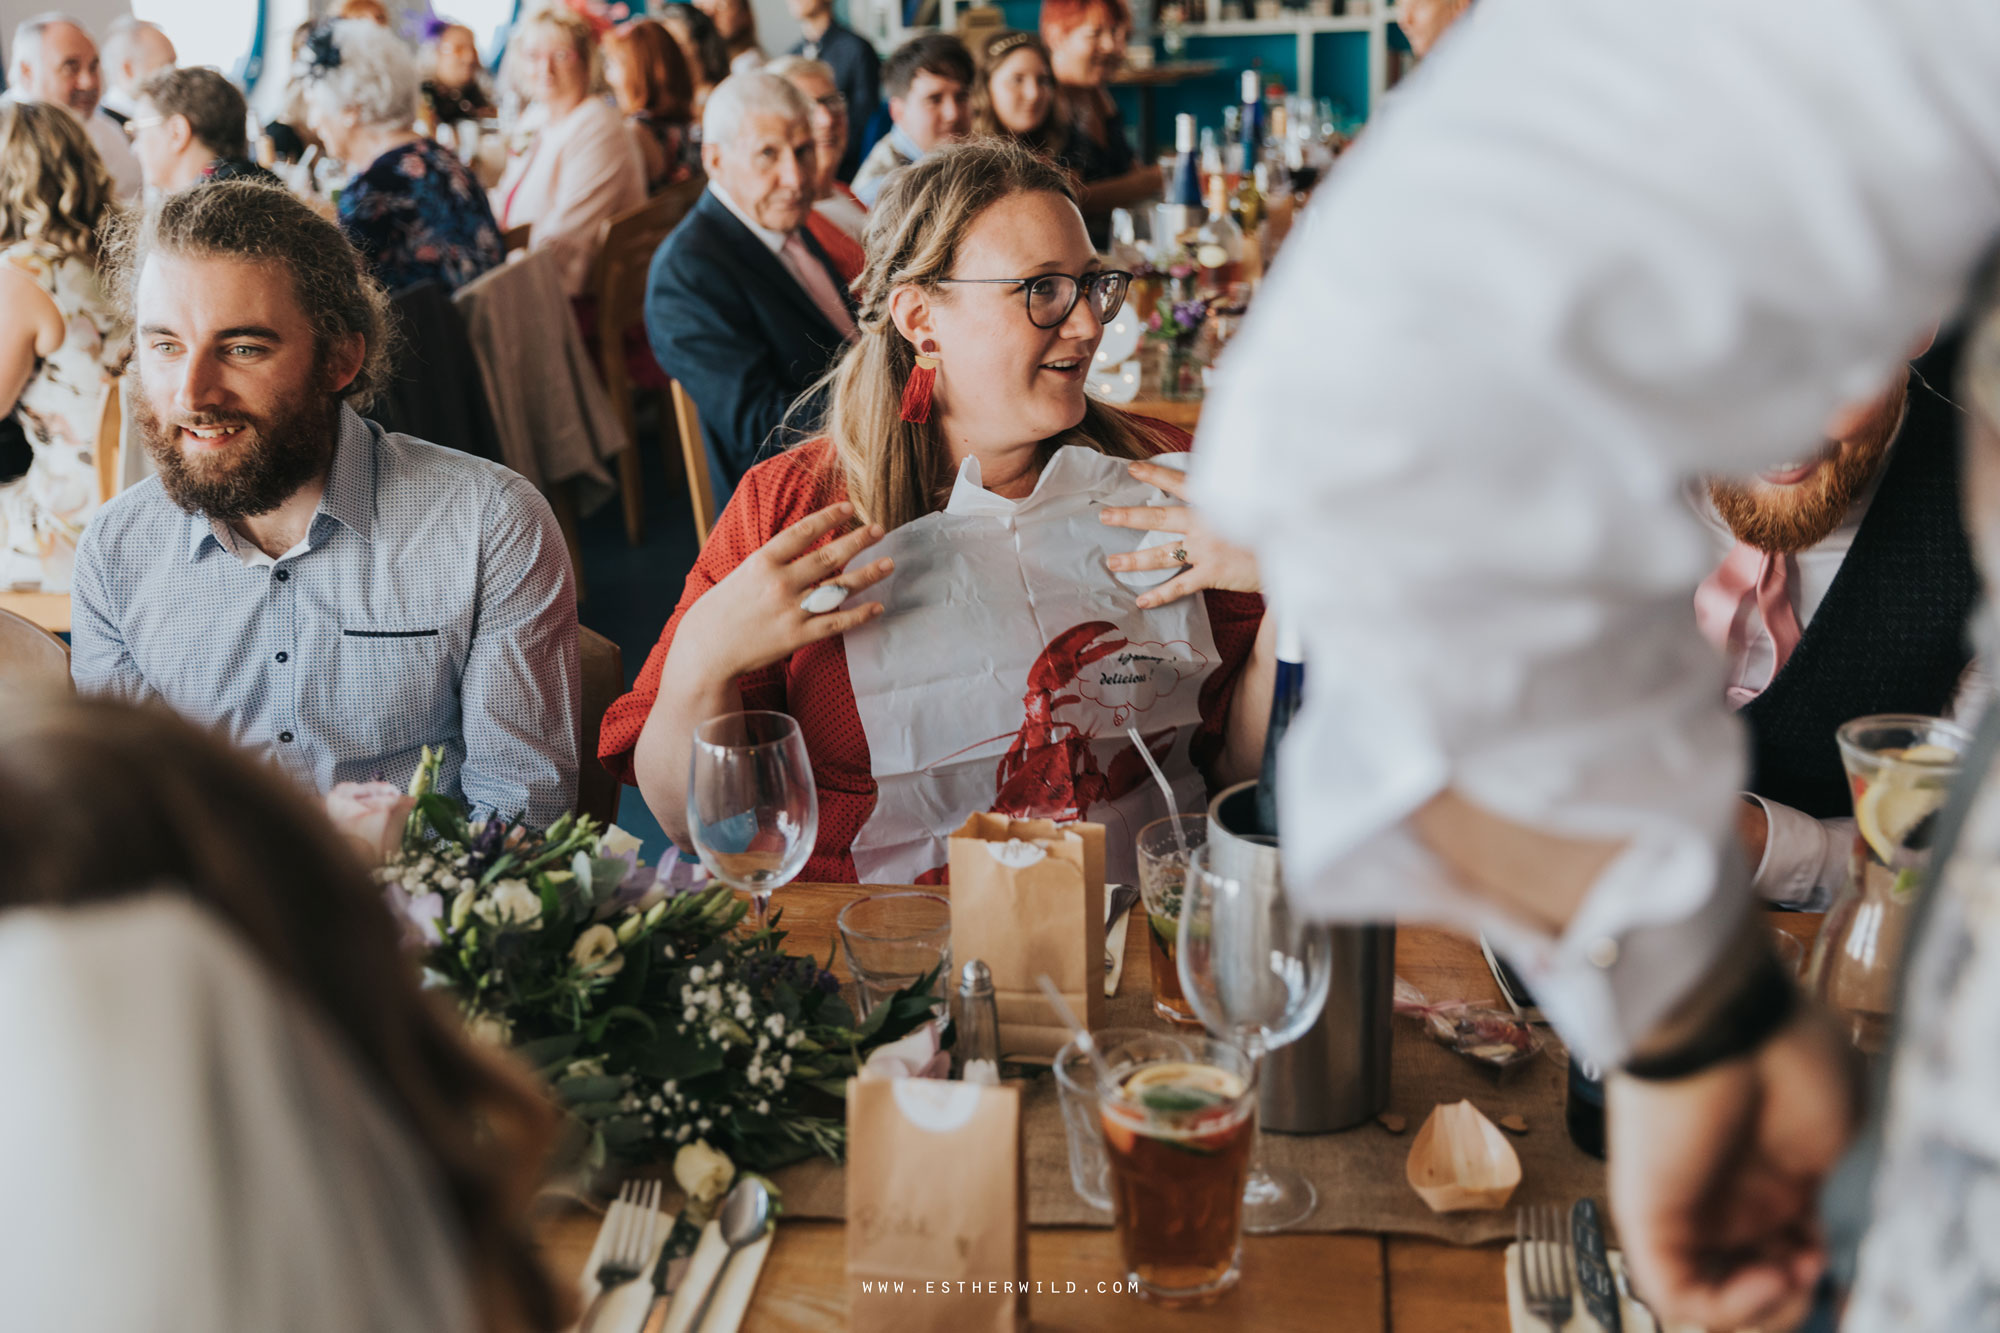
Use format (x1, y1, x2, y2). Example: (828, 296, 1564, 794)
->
(579, 1179, 663, 1333)
(1516, 1204, 1575, 1330)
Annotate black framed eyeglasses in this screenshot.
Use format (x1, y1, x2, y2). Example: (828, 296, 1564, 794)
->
(934, 270, 1132, 329)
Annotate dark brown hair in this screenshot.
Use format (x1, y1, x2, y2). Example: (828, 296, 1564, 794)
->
(0, 694, 567, 1333)
(138, 65, 252, 161)
(883, 32, 974, 100)
(606, 18, 694, 122)
(101, 180, 396, 410)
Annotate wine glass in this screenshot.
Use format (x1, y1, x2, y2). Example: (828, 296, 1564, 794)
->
(686, 711, 817, 932)
(1176, 842, 1332, 1232)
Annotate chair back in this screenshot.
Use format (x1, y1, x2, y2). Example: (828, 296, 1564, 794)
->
(0, 605, 71, 691)
(95, 380, 121, 503)
(593, 178, 706, 367)
(669, 380, 716, 546)
(501, 222, 532, 255)
(576, 625, 625, 827)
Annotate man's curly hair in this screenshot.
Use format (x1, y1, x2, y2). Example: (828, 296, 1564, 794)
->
(101, 180, 397, 410)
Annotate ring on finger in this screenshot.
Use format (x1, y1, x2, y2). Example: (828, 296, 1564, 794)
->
(799, 582, 851, 614)
(1171, 544, 1189, 565)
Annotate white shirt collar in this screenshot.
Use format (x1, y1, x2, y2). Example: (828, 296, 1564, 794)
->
(710, 181, 791, 255)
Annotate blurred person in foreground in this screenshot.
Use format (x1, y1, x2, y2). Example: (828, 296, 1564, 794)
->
(9, 12, 141, 200)
(768, 55, 865, 281)
(127, 66, 282, 193)
(1041, 0, 1156, 248)
(605, 138, 1272, 883)
(785, 0, 878, 182)
(0, 100, 124, 592)
(643, 72, 857, 502)
(299, 21, 502, 294)
(96, 15, 175, 127)
(850, 33, 972, 207)
(1190, 1, 2000, 1329)
(490, 6, 644, 297)
(0, 694, 565, 1333)
(606, 18, 698, 193)
(971, 29, 1065, 162)
(1695, 341, 1986, 911)
(70, 181, 580, 825)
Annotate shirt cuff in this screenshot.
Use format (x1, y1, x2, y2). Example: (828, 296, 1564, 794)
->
(1744, 793, 1850, 911)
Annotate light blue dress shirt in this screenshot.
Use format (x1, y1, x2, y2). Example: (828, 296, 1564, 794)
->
(70, 407, 581, 826)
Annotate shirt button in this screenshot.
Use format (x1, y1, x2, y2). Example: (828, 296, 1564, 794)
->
(1586, 937, 1620, 969)
(274, 569, 290, 583)
(278, 730, 295, 744)
(274, 651, 289, 663)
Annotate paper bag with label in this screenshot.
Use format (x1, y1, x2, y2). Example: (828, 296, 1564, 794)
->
(847, 1078, 1027, 1333)
(948, 814, 1106, 1057)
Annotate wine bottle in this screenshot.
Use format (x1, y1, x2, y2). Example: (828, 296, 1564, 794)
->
(1254, 617, 1305, 837)
(1240, 69, 1267, 160)
(1169, 113, 1203, 207)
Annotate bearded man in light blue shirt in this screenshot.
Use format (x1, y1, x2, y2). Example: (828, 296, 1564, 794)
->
(72, 181, 580, 826)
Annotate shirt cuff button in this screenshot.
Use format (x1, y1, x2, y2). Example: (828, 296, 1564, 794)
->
(1586, 936, 1620, 969)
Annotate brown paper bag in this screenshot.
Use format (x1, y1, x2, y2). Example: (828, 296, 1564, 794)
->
(947, 814, 1106, 1057)
(846, 1078, 1028, 1332)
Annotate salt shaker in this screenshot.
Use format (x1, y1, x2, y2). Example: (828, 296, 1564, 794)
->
(955, 959, 1001, 1084)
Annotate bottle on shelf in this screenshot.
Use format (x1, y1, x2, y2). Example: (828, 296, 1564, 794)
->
(1253, 618, 1305, 836)
(1231, 154, 1266, 236)
(1194, 174, 1245, 296)
(1240, 69, 1267, 159)
(1158, 112, 1207, 247)
(1221, 104, 1244, 179)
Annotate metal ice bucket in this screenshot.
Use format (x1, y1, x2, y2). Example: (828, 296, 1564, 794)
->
(1206, 780, 1394, 1133)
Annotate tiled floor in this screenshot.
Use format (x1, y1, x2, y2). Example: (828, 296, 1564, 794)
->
(574, 407, 704, 868)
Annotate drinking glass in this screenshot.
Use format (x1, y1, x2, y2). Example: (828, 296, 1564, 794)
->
(1053, 1027, 1164, 1213)
(1177, 842, 1331, 1232)
(1808, 714, 1969, 1056)
(1097, 1032, 1257, 1306)
(836, 891, 950, 1019)
(686, 711, 816, 932)
(1135, 814, 1207, 1024)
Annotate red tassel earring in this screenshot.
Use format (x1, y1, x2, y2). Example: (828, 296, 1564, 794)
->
(899, 339, 940, 424)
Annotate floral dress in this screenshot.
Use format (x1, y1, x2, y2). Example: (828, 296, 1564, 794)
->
(0, 242, 124, 593)
(337, 138, 505, 295)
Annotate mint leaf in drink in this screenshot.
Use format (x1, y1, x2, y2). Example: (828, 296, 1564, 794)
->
(1139, 1085, 1224, 1114)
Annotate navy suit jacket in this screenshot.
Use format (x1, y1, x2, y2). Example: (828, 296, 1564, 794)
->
(644, 189, 855, 508)
(791, 22, 880, 182)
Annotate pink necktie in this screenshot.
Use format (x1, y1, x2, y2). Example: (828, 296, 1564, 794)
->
(1694, 541, 1803, 707)
(780, 233, 857, 342)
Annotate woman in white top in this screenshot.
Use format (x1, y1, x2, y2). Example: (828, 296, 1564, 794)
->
(0, 696, 567, 1333)
(492, 6, 645, 297)
(0, 101, 126, 594)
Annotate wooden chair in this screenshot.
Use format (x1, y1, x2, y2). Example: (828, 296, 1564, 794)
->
(588, 177, 707, 546)
(576, 625, 625, 827)
(501, 222, 532, 255)
(0, 604, 71, 692)
(669, 380, 717, 547)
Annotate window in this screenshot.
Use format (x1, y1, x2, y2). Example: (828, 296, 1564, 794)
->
(132, 0, 267, 84)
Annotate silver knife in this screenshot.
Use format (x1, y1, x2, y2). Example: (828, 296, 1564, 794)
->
(640, 1211, 702, 1333)
(1571, 1198, 1623, 1332)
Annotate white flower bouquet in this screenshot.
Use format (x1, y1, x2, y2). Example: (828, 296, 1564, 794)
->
(373, 748, 940, 1174)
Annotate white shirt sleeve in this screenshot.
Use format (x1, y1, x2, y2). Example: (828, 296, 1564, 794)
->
(1745, 795, 1852, 911)
(1191, 0, 2000, 1065)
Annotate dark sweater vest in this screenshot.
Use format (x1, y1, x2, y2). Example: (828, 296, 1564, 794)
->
(1740, 375, 1979, 819)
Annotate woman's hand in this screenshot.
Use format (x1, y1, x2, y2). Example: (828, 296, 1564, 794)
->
(672, 501, 895, 684)
(1099, 458, 1261, 608)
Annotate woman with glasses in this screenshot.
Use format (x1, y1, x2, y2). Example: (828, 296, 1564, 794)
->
(600, 138, 1272, 882)
(490, 6, 644, 297)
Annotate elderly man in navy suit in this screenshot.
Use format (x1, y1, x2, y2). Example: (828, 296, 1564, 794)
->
(645, 72, 858, 508)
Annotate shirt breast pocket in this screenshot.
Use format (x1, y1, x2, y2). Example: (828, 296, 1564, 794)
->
(322, 624, 460, 764)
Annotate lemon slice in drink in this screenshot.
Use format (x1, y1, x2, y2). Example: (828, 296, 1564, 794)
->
(1856, 755, 1953, 866)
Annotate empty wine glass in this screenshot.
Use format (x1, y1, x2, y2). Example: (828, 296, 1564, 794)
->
(686, 711, 817, 932)
(1177, 842, 1332, 1232)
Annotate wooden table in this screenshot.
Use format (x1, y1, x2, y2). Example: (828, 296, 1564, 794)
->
(533, 886, 1822, 1331)
(0, 590, 70, 633)
(1127, 396, 1204, 432)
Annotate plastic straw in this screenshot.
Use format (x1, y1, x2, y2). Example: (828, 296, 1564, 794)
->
(1037, 974, 1120, 1099)
(1126, 726, 1188, 861)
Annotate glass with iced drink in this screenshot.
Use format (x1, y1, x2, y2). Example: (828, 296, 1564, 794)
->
(1097, 1033, 1256, 1306)
(1136, 815, 1206, 1024)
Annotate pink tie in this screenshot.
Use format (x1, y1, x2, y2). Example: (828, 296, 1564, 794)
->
(1694, 541, 1803, 707)
(780, 233, 857, 341)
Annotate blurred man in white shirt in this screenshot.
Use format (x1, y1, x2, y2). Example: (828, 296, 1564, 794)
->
(9, 13, 143, 200)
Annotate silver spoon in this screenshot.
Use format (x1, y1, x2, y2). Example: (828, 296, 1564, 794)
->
(679, 1177, 773, 1333)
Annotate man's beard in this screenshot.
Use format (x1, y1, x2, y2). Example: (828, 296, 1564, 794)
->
(1709, 384, 1906, 554)
(135, 384, 340, 523)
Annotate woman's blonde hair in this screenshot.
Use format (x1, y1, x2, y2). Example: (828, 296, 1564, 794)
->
(0, 99, 115, 263)
(513, 5, 606, 97)
(815, 137, 1156, 531)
